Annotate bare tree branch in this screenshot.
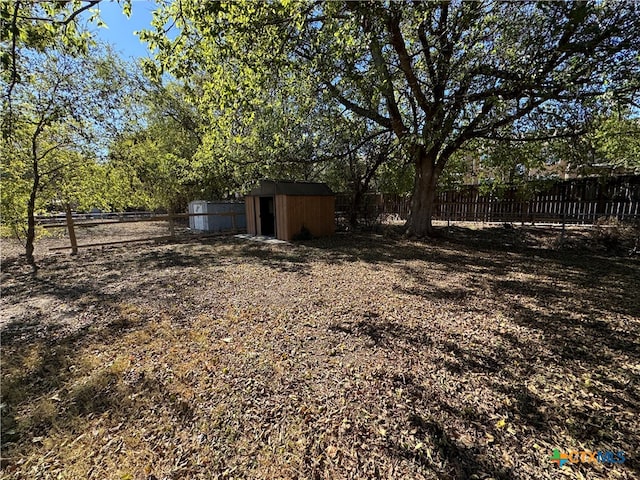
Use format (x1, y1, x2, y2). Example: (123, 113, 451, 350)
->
(324, 82, 393, 131)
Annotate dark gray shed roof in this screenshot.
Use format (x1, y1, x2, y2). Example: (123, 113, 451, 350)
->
(248, 180, 334, 197)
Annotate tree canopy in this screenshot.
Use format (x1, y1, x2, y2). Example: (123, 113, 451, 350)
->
(2, 0, 639, 267)
(1, 1, 145, 267)
(1, 0, 136, 137)
(143, 0, 640, 235)
(1, 44, 141, 266)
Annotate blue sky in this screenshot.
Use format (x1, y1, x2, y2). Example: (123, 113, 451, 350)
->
(87, 0, 157, 60)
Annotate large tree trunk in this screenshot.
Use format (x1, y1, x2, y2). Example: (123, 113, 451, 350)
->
(406, 147, 441, 237)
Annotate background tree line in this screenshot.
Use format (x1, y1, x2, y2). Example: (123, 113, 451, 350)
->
(2, 1, 639, 266)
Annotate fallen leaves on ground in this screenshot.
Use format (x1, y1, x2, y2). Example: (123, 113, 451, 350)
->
(1, 225, 638, 479)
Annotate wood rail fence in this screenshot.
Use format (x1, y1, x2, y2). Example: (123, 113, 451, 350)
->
(37, 208, 245, 253)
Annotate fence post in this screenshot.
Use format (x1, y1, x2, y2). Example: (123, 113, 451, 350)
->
(65, 204, 78, 255)
(530, 198, 535, 225)
(231, 212, 237, 233)
(560, 210, 566, 248)
(169, 212, 175, 238)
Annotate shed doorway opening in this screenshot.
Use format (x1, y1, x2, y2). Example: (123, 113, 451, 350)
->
(259, 196, 275, 236)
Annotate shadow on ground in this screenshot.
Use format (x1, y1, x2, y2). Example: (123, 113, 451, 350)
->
(1, 226, 638, 479)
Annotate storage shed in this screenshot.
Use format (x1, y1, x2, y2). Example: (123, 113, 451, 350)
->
(245, 180, 335, 241)
(188, 201, 246, 232)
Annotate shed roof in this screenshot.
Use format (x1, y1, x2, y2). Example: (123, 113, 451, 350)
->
(248, 180, 334, 197)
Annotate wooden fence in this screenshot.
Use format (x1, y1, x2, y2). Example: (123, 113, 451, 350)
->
(335, 193, 412, 225)
(434, 176, 640, 224)
(336, 175, 640, 225)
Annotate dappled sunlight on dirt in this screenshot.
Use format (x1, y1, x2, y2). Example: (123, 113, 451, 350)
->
(1, 227, 638, 479)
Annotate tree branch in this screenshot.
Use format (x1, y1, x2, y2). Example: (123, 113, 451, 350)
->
(15, 1, 102, 26)
(417, 20, 437, 89)
(478, 129, 587, 142)
(470, 97, 549, 140)
(3, 0, 21, 138)
(324, 82, 393, 131)
(40, 157, 81, 178)
(388, 13, 430, 113)
(313, 128, 392, 164)
(440, 98, 496, 162)
(62, 1, 102, 26)
(367, 29, 406, 137)
(37, 141, 74, 163)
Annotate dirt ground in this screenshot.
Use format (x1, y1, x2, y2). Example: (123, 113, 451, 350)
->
(1, 223, 639, 479)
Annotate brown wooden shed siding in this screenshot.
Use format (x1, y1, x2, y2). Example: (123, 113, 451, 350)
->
(245, 197, 257, 235)
(275, 195, 287, 239)
(245, 193, 335, 241)
(279, 195, 335, 241)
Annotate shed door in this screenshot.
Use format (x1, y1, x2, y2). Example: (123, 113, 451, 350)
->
(259, 196, 275, 236)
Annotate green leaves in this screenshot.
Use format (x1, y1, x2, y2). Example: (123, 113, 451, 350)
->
(1, 43, 144, 247)
(122, 0, 132, 19)
(105, 81, 210, 211)
(591, 113, 640, 172)
(130, 0, 640, 235)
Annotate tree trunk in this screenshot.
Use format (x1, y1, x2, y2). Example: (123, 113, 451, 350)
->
(26, 129, 41, 271)
(25, 175, 38, 270)
(406, 147, 441, 237)
(349, 188, 364, 229)
(348, 157, 383, 229)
